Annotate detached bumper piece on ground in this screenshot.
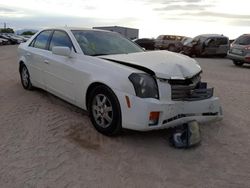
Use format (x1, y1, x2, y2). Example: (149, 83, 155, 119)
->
(170, 121, 201, 148)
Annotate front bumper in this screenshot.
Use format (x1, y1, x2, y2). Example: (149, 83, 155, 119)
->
(114, 90, 223, 131)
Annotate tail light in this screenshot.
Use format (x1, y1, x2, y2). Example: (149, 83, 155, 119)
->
(244, 46, 250, 50)
(245, 56, 250, 61)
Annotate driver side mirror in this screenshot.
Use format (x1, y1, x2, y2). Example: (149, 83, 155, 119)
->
(192, 41, 198, 45)
(52, 46, 71, 57)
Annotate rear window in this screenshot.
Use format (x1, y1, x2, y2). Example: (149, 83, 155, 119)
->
(235, 35, 250, 45)
(206, 37, 228, 47)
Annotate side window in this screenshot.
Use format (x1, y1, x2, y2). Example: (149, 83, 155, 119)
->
(33, 30, 52, 50)
(29, 38, 36, 47)
(205, 39, 216, 47)
(49, 30, 73, 51)
(217, 38, 228, 45)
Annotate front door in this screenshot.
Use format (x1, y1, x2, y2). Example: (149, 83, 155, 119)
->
(43, 30, 77, 103)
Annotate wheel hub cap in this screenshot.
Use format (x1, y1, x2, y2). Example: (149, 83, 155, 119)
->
(92, 94, 113, 128)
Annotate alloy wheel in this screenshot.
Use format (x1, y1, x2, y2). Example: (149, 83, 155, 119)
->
(21, 66, 29, 87)
(92, 94, 113, 128)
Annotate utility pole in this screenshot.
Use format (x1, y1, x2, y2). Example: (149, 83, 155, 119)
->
(1, 22, 8, 29)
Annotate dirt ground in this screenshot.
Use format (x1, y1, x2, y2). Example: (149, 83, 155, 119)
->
(0, 45, 250, 188)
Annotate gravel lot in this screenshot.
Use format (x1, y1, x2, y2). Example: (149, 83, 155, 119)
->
(0, 45, 250, 188)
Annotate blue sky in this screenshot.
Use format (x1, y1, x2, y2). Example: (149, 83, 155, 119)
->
(0, 0, 250, 39)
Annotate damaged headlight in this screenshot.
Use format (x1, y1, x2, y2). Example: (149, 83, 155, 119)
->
(129, 73, 159, 99)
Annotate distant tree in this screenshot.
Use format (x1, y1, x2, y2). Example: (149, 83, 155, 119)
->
(21, 31, 36, 35)
(0, 28, 14, 33)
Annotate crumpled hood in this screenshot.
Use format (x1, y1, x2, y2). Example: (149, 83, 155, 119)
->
(101, 50, 201, 79)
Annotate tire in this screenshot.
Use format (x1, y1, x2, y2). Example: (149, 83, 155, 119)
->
(195, 51, 202, 57)
(88, 85, 122, 136)
(20, 64, 33, 90)
(168, 45, 176, 52)
(220, 54, 227, 58)
(182, 50, 193, 57)
(233, 61, 244, 66)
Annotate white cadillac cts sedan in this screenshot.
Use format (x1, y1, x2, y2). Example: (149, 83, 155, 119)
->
(18, 27, 222, 136)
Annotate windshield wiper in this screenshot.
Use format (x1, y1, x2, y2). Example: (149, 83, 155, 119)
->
(91, 53, 109, 56)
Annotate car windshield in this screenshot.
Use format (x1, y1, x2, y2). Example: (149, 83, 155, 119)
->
(72, 30, 143, 56)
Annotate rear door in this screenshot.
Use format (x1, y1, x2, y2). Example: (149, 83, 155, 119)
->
(204, 37, 229, 55)
(26, 30, 53, 88)
(203, 38, 218, 55)
(216, 37, 229, 54)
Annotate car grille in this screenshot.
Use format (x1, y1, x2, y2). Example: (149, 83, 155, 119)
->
(169, 73, 214, 101)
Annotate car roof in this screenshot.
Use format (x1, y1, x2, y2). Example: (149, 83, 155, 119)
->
(135, 38, 154, 40)
(241, 34, 250, 36)
(196, 34, 228, 38)
(40, 27, 114, 33)
(158, 34, 184, 37)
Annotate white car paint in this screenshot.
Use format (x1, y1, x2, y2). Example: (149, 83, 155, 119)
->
(100, 50, 201, 79)
(18, 27, 222, 132)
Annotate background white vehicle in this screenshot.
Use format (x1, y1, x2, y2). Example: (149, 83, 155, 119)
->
(18, 27, 222, 136)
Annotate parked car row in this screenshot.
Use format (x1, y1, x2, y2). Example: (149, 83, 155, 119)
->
(0, 33, 30, 45)
(134, 34, 230, 57)
(134, 33, 250, 66)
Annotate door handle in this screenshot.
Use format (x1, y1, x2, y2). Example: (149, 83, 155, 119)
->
(44, 60, 49, 64)
(26, 53, 31, 57)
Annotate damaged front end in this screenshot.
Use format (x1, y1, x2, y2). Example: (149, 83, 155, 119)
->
(156, 72, 223, 128)
(100, 51, 222, 131)
(169, 73, 213, 101)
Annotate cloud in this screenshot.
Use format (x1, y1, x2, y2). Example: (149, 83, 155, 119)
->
(1, 0, 250, 39)
(142, 0, 203, 3)
(84, 5, 96, 10)
(5, 14, 139, 30)
(0, 7, 16, 12)
(154, 4, 213, 11)
(229, 20, 250, 27)
(0, 6, 26, 17)
(161, 11, 250, 27)
(181, 11, 250, 20)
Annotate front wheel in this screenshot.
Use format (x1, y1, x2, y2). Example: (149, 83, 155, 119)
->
(233, 61, 244, 66)
(88, 85, 122, 136)
(20, 64, 33, 90)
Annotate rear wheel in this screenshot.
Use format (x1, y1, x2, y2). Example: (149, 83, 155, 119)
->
(88, 85, 122, 136)
(233, 61, 244, 66)
(168, 45, 176, 52)
(20, 64, 33, 90)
